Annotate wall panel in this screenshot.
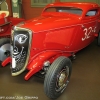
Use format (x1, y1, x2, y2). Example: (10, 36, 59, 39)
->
(7, 0, 60, 19)
(6, 0, 12, 16)
(60, 0, 100, 4)
(22, 0, 59, 19)
(22, 0, 43, 19)
(7, 0, 100, 20)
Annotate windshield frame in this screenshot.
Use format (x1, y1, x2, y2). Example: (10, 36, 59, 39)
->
(43, 6, 83, 16)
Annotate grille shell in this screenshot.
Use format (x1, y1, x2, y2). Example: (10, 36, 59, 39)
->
(11, 28, 32, 76)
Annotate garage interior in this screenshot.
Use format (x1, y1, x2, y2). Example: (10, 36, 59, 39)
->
(0, 0, 100, 100)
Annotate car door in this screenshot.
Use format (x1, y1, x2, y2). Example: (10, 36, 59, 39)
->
(73, 9, 99, 51)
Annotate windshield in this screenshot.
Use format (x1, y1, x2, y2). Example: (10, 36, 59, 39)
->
(0, 0, 8, 11)
(44, 7, 83, 16)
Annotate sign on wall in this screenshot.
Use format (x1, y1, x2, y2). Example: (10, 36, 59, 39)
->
(31, 0, 55, 7)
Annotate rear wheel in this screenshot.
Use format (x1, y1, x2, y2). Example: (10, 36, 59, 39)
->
(44, 56, 72, 99)
(97, 31, 100, 46)
(0, 38, 10, 62)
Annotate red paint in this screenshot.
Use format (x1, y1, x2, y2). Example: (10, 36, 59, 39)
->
(8, 2, 100, 79)
(2, 57, 11, 67)
(0, 16, 24, 37)
(25, 51, 60, 80)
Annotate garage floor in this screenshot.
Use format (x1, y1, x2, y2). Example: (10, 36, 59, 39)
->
(0, 40, 100, 100)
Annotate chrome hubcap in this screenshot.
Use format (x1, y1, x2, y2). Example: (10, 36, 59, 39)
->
(58, 71, 67, 87)
(0, 43, 10, 61)
(56, 66, 69, 92)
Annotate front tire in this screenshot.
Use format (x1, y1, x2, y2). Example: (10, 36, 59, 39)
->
(0, 38, 10, 62)
(44, 56, 72, 99)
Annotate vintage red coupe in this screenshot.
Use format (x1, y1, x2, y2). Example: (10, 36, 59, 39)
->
(2, 2, 100, 99)
(0, 0, 24, 62)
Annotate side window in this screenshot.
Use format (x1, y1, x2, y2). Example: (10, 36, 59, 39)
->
(45, 7, 56, 12)
(85, 9, 98, 16)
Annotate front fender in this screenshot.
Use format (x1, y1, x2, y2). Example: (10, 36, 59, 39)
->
(25, 51, 60, 80)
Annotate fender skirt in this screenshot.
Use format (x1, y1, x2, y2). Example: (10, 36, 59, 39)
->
(24, 51, 60, 80)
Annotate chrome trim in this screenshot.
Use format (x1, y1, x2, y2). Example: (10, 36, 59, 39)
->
(11, 26, 32, 76)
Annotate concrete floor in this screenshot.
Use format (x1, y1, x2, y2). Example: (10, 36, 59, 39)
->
(0, 40, 100, 100)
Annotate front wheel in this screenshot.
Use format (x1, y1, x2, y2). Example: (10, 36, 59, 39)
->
(44, 56, 72, 99)
(0, 38, 10, 62)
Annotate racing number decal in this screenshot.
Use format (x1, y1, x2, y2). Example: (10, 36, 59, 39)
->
(82, 27, 96, 41)
(82, 27, 92, 41)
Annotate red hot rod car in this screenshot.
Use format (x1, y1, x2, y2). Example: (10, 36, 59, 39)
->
(2, 2, 100, 99)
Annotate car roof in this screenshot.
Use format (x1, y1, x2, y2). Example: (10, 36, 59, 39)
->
(46, 2, 99, 10)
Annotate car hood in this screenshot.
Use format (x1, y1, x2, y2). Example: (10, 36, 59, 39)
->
(18, 15, 81, 33)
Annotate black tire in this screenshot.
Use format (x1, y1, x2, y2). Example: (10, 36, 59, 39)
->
(97, 31, 100, 46)
(44, 56, 72, 99)
(0, 38, 10, 61)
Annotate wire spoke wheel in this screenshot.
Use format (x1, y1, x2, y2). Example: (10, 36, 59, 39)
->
(56, 66, 69, 92)
(44, 56, 72, 99)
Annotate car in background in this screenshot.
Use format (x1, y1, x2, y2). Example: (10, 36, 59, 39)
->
(0, 0, 24, 62)
(2, 2, 100, 99)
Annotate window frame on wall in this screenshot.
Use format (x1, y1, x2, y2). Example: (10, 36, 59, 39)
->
(31, 0, 55, 7)
(60, 0, 100, 3)
(60, 0, 65, 1)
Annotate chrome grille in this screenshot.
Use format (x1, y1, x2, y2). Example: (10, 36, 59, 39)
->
(11, 28, 32, 76)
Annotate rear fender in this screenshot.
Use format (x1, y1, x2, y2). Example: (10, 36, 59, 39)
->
(25, 51, 60, 80)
